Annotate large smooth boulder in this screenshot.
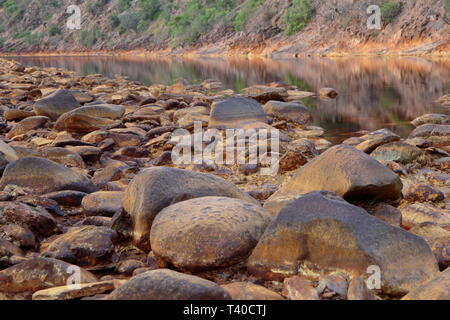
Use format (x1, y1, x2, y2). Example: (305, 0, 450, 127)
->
(33, 89, 81, 121)
(150, 196, 271, 270)
(0, 157, 97, 195)
(402, 269, 450, 300)
(39, 226, 117, 269)
(122, 167, 259, 251)
(248, 191, 439, 296)
(106, 269, 231, 300)
(208, 97, 267, 129)
(0, 258, 97, 295)
(263, 100, 312, 125)
(264, 145, 403, 216)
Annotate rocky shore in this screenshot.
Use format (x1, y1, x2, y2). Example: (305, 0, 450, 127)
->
(0, 57, 448, 300)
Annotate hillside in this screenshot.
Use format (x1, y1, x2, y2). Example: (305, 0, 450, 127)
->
(0, 0, 449, 56)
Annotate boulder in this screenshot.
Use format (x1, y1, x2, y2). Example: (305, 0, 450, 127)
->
(400, 203, 450, 229)
(208, 97, 267, 129)
(150, 196, 271, 270)
(403, 184, 445, 203)
(410, 223, 450, 269)
(39, 226, 117, 269)
(34, 89, 81, 121)
(402, 269, 450, 300)
(0, 139, 18, 162)
(264, 145, 403, 216)
(409, 124, 450, 147)
(242, 85, 288, 103)
(353, 129, 400, 154)
(248, 191, 439, 296)
(0, 258, 97, 295)
(282, 277, 319, 300)
(411, 114, 448, 127)
(55, 113, 120, 133)
(6, 116, 49, 139)
(122, 167, 259, 251)
(105, 269, 231, 300)
(263, 101, 312, 125)
(371, 142, 423, 164)
(82, 191, 124, 217)
(0, 157, 97, 195)
(222, 282, 284, 300)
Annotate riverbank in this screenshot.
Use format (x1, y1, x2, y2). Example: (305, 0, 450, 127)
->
(0, 57, 449, 300)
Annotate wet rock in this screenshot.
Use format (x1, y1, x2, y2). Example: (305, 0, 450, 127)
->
(403, 184, 445, 203)
(282, 277, 319, 300)
(32, 281, 116, 300)
(116, 259, 146, 276)
(263, 101, 312, 125)
(248, 191, 439, 296)
(410, 223, 449, 269)
(150, 196, 270, 270)
(106, 269, 231, 300)
(222, 282, 284, 300)
(6, 116, 49, 139)
(318, 88, 338, 98)
(409, 124, 450, 147)
(208, 97, 267, 129)
(371, 142, 423, 164)
(354, 129, 400, 154)
(0, 258, 97, 295)
(40, 226, 117, 269)
(371, 203, 402, 227)
(123, 167, 259, 251)
(402, 269, 450, 300)
(0, 157, 97, 195)
(0, 202, 59, 238)
(33, 89, 81, 121)
(264, 145, 403, 216)
(411, 114, 448, 127)
(44, 190, 88, 207)
(347, 277, 377, 300)
(400, 204, 450, 229)
(82, 191, 124, 217)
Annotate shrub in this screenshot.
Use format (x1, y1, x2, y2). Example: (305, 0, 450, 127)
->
(233, 0, 263, 32)
(380, 0, 402, 24)
(284, 0, 314, 36)
(118, 0, 132, 12)
(108, 14, 120, 28)
(48, 24, 61, 36)
(79, 28, 102, 47)
(0, 37, 4, 48)
(140, 0, 161, 21)
(119, 11, 142, 31)
(2, 0, 17, 15)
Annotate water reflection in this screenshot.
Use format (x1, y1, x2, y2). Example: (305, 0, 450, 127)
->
(9, 55, 450, 143)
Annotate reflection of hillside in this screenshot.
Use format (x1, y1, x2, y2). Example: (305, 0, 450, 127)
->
(12, 56, 450, 141)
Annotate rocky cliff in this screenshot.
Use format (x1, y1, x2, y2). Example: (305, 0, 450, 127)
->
(0, 0, 449, 56)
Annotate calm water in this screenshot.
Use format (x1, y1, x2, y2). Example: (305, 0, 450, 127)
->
(9, 55, 450, 143)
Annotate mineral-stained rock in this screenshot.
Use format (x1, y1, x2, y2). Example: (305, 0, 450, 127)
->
(150, 196, 270, 270)
(55, 113, 120, 133)
(33, 89, 81, 121)
(105, 269, 231, 300)
(208, 97, 267, 129)
(371, 142, 423, 164)
(264, 145, 403, 216)
(282, 277, 319, 300)
(0, 239, 23, 261)
(354, 129, 400, 154)
(410, 223, 450, 269)
(403, 184, 445, 203)
(222, 282, 284, 300)
(0, 258, 97, 295)
(411, 114, 448, 127)
(82, 191, 124, 217)
(371, 202, 402, 227)
(39, 226, 117, 269)
(0, 157, 97, 195)
(3, 109, 35, 121)
(402, 268, 450, 300)
(248, 191, 439, 296)
(6, 116, 49, 139)
(32, 281, 115, 300)
(123, 167, 259, 251)
(316, 273, 348, 299)
(263, 101, 312, 125)
(409, 124, 450, 147)
(0, 224, 35, 249)
(400, 203, 450, 229)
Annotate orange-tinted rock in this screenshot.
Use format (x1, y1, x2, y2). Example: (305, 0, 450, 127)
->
(282, 277, 319, 300)
(222, 282, 284, 300)
(402, 268, 450, 300)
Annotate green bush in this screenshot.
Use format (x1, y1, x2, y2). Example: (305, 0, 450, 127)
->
(79, 28, 102, 47)
(108, 14, 120, 28)
(140, 0, 161, 21)
(233, 0, 263, 32)
(119, 11, 142, 31)
(0, 37, 4, 48)
(380, 0, 402, 24)
(284, 0, 314, 36)
(118, 0, 132, 12)
(48, 24, 61, 36)
(2, 0, 17, 15)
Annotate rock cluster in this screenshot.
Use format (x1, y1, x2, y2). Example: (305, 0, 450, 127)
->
(0, 58, 448, 300)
